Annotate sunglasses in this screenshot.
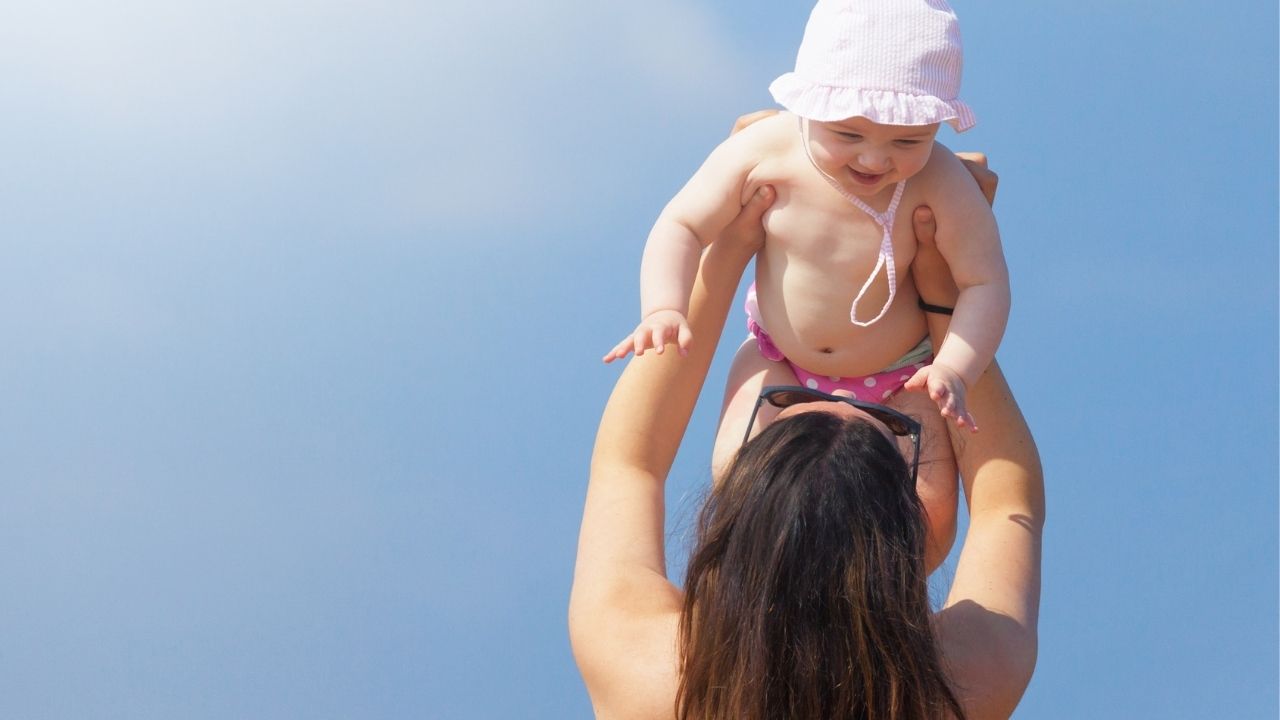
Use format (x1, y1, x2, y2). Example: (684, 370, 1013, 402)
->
(743, 385, 921, 484)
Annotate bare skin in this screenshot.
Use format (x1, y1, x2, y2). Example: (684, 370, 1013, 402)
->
(705, 110, 1001, 571)
(605, 112, 1008, 573)
(709, 332, 959, 572)
(571, 149, 1042, 719)
(604, 111, 1009, 431)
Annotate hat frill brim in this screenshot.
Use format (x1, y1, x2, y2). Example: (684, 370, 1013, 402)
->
(769, 73, 976, 132)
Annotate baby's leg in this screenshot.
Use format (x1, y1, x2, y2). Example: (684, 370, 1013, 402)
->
(711, 338, 801, 485)
(887, 387, 959, 575)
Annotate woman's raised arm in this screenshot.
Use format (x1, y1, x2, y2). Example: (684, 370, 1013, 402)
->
(911, 189, 1045, 720)
(569, 186, 775, 700)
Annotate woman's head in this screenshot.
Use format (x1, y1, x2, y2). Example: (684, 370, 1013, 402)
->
(677, 409, 963, 720)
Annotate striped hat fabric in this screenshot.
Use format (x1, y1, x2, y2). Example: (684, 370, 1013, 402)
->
(769, 0, 976, 132)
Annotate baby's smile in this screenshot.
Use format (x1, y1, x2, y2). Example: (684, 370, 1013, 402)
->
(848, 168, 887, 186)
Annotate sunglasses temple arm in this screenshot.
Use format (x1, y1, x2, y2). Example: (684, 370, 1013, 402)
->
(911, 433, 921, 482)
(742, 396, 766, 445)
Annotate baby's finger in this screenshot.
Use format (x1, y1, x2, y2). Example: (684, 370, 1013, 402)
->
(632, 331, 647, 358)
(928, 381, 948, 406)
(934, 387, 956, 418)
(603, 337, 632, 363)
(903, 367, 929, 392)
(676, 322, 693, 356)
(650, 325, 668, 355)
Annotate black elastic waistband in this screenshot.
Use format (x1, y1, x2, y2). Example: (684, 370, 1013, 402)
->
(917, 298, 954, 316)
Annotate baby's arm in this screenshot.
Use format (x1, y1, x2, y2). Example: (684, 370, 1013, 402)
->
(905, 148, 1011, 429)
(603, 130, 764, 363)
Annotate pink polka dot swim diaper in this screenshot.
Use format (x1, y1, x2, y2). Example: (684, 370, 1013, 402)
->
(745, 284, 931, 404)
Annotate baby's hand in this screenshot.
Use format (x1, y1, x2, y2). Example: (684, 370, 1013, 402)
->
(602, 309, 692, 363)
(904, 363, 978, 432)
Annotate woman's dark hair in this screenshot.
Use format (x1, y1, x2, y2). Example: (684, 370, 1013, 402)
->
(677, 410, 964, 720)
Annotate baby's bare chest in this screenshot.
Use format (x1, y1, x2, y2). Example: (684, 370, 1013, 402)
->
(756, 169, 920, 273)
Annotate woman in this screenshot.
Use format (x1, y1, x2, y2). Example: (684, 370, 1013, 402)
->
(570, 136, 1043, 719)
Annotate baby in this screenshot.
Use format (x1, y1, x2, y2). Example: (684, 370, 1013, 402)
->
(604, 0, 1009, 568)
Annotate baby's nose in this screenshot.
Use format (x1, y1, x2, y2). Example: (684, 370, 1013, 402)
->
(858, 152, 891, 172)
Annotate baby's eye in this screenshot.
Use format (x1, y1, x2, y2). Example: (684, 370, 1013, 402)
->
(894, 139, 922, 146)
(836, 132, 862, 141)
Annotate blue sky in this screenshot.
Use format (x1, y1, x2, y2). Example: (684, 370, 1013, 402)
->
(1, 1, 1275, 717)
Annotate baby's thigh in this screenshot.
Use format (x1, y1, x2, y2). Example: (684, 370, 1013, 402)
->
(711, 338, 800, 484)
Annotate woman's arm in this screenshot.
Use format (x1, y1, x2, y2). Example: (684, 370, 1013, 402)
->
(911, 197, 1045, 720)
(570, 185, 776, 700)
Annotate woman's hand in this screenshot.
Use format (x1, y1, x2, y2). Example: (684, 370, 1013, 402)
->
(911, 153, 999, 307)
(718, 184, 774, 258)
(721, 110, 781, 256)
(730, 109, 780, 135)
(955, 152, 998, 206)
(727, 111, 1000, 276)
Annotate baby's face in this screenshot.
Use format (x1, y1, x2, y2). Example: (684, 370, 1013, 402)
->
(808, 117, 940, 196)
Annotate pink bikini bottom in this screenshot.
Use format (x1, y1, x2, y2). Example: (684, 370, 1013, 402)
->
(745, 288, 931, 403)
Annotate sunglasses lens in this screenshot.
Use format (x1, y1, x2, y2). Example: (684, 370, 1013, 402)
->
(765, 389, 825, 408)
(765, 388, 914, 437)
(869, 412, 911, 437)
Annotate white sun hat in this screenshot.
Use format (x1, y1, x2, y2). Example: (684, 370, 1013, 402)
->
(769, 0, 976, 132)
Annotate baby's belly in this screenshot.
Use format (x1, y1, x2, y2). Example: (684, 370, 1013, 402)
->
(754, 273, 928, 378)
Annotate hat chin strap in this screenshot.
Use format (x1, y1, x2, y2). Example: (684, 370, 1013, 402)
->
(800, 117, 905, 328)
